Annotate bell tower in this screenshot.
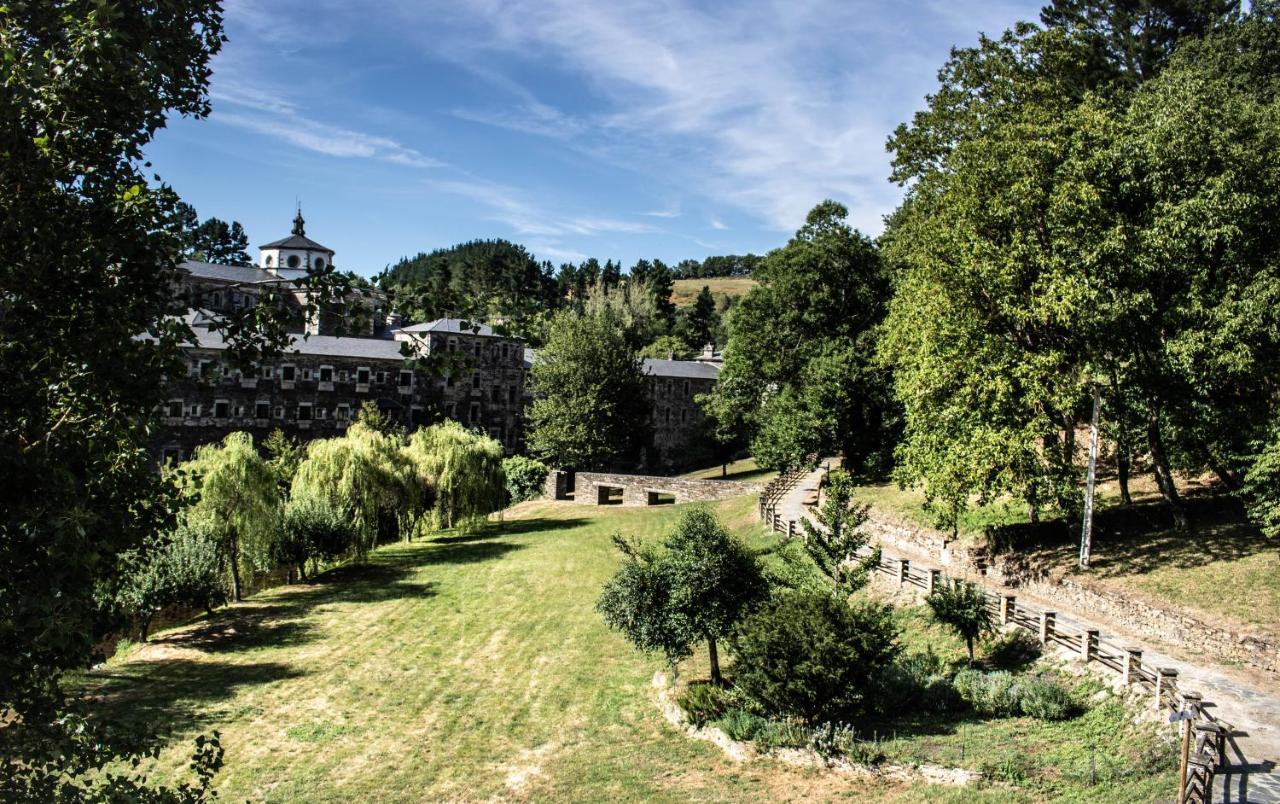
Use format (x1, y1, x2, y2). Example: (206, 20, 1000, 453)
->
(258, 205, 335, 275)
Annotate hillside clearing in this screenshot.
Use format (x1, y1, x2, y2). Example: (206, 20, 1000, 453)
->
(671, 277, 757, 307)
(83, 495, 1174, 802)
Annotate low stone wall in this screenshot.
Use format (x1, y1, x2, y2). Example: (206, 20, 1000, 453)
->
(545, 470, 761, 506)
(860, 509, 1280, 676)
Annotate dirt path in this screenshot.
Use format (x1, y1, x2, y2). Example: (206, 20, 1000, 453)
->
(777, 464, 1280, 803)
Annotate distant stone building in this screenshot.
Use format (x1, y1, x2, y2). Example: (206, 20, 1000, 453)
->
(160, 212, 721, 469)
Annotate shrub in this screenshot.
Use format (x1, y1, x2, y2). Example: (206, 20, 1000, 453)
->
(730, 591, 898, 724)
(502, 456, 550, 505)
(982, 629, 1042, 672)
(274, 495, 357, 579)
(953, 669, 1019, 716)
(715, 708, 767, 741)
(875, 650, 962, 715)
(1015, 677, 1077, 720)
(753, 719, 809, 750)
(677, 682, 732, 727)
(809, 722, 884, 764)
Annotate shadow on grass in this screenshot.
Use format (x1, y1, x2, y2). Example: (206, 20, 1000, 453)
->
(86, 659, 303, 741)
(432, 516, 591, 544)
(149, 604, 316, 653)
(987, 493, 1271, 579)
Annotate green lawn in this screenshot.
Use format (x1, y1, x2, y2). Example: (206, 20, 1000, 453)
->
(83, 495, 1175, 802)
(680, 456, 777, 484)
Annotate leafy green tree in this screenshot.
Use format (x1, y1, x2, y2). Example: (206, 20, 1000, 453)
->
(1243, 416, 1280, 540)
(1040, 0, 1239, 83)
(707, 201, 894, 472)
(263, 428, 305, 496)
(502, 456, 550, 505)
(527, 308, 652, 470)
(273, 494, 357, 581)
(291, 422, 416, 554)
(629, 258, 677, 329)
(730, 592, 898, 724)
(676, 285, 717, 350)
(598, 508, 767, 684)
(181, 432, 280, 602)
(926, 582, 996, 663)
(179, 206, 251, 265)
(640, 334, 696, 361)
(582, 275, 664, 350)
(118, 521, 225, 641)
(403, 421, 505, 530)
(800, 470, 881, 597)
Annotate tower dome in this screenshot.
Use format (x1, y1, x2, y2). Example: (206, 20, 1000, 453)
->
(258, 206, 335, 274)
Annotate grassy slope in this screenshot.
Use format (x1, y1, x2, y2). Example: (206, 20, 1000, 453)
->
(84, 495, 1172, 802)
(854, 474, 1280, 637)
(671, 277, 757, 307)
(680, 456, 777, 484)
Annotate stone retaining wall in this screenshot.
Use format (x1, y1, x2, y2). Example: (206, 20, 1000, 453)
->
(861, 509, 1280, 676)
(545, 470, 761, 506)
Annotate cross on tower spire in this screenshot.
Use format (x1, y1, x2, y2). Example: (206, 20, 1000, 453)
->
(292, 203, 305, 237)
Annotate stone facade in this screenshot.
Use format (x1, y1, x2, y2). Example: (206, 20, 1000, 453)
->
(545, 470, 761, 506)
(643, 358, 719, 469)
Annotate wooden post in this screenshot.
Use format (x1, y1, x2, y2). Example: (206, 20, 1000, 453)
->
(1083, 629, 1099, 663)
(1039, 611, 1056, 644)
(1001, 595, 1015, 625)
(1178, 716, 1192, 802)
(1123, 648, 1143, 686)
(899, 559, 910, 586)
(787, 519, 795, 539)
(927, 569, 941, 595)
(1080, 384, 1101, 569)
(1155, 668, 1178, 712)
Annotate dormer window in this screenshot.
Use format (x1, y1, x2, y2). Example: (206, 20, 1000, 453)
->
(287, 254, 301, 269)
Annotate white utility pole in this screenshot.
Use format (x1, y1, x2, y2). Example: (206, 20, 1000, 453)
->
(1079, 385, 1102, 569)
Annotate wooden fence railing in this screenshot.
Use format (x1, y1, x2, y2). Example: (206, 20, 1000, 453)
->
(760, 465, 1232, 803)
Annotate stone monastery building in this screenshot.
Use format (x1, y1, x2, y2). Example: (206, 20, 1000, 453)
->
(161, 212, 719, 467)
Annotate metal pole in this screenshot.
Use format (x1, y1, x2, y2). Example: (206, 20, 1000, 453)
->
(1080, 385, 1102, 569)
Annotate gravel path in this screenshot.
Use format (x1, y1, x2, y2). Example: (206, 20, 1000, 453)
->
(775, 464, 1280, 802)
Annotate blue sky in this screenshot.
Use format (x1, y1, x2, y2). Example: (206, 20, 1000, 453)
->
(147, 0, 1042, 276)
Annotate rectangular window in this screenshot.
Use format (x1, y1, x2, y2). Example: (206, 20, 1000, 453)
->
(214, 400, 230, 419)
(491, 386, 501, 402)
(508, 386, 517, 404)
(167, 399, 183, 418)
(263, 365, 274, 380)
(472, 372, 481, 389)
(315, 407, 326, 420)
(189, 403, 201, 417)
(302, 368, 313, 381)
(447, 337, 457, 352)
(469, 402, 480, 423)
(297, 403, 312, 421)
(336, 404, 350, 420)
(274, 406, 284, 419)
(319, 366, 333, 383)
(338, 370, 348, 383)
(681, 409, 687, 423)
(446, 373, 454, 388)
(281, 365, 296, 382)
(357, 367, 370, 385)
(255, 402, 270, 419)
(399, 370, 412, 387)
(684, 380, 690, 397)
(376, 370, 387, 384)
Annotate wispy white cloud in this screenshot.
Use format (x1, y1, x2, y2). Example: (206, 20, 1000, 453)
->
(209, 80, 444, 169)
(709, 217, 728, 231)
(642, 201, 681, 219)
(383, 0, 1036, 234)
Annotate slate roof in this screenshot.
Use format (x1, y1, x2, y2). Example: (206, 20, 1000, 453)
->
(181, 260, 280, 285)
(396, 318, 497, 337)
(184, 318, 409, 361)
(258, 233, 334, 253)
(642, 358, 721, 380)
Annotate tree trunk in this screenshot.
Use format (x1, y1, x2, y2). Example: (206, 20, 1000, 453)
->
(1118, 448, 1133, 506)
(966, 635, 974, 664)
(1206, 456, 1242, 492)
(722, 463, 727, 478)
(1147, 406, 1188, 532)
(229, 531, 243, 602)
(140, 614, 153, 643)
(708, 638, 722, 686)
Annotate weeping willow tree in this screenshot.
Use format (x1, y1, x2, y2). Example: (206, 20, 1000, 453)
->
(180, 432, 280, 601)
(291, 422, 417, 556)
(403, 421, 505, 531)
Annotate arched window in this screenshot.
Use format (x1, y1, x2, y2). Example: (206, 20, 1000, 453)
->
(314, 257, 325, 269)
(287, 254, 300, 269)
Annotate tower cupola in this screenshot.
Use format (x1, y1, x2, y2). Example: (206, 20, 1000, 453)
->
(258, 205, 335, 275)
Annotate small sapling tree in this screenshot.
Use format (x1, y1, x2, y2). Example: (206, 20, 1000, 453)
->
(119, 522, 225, 641)
(800, 469, 881, 597)
(598, 508, 767, 684)
(926, 581, 996, 664)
